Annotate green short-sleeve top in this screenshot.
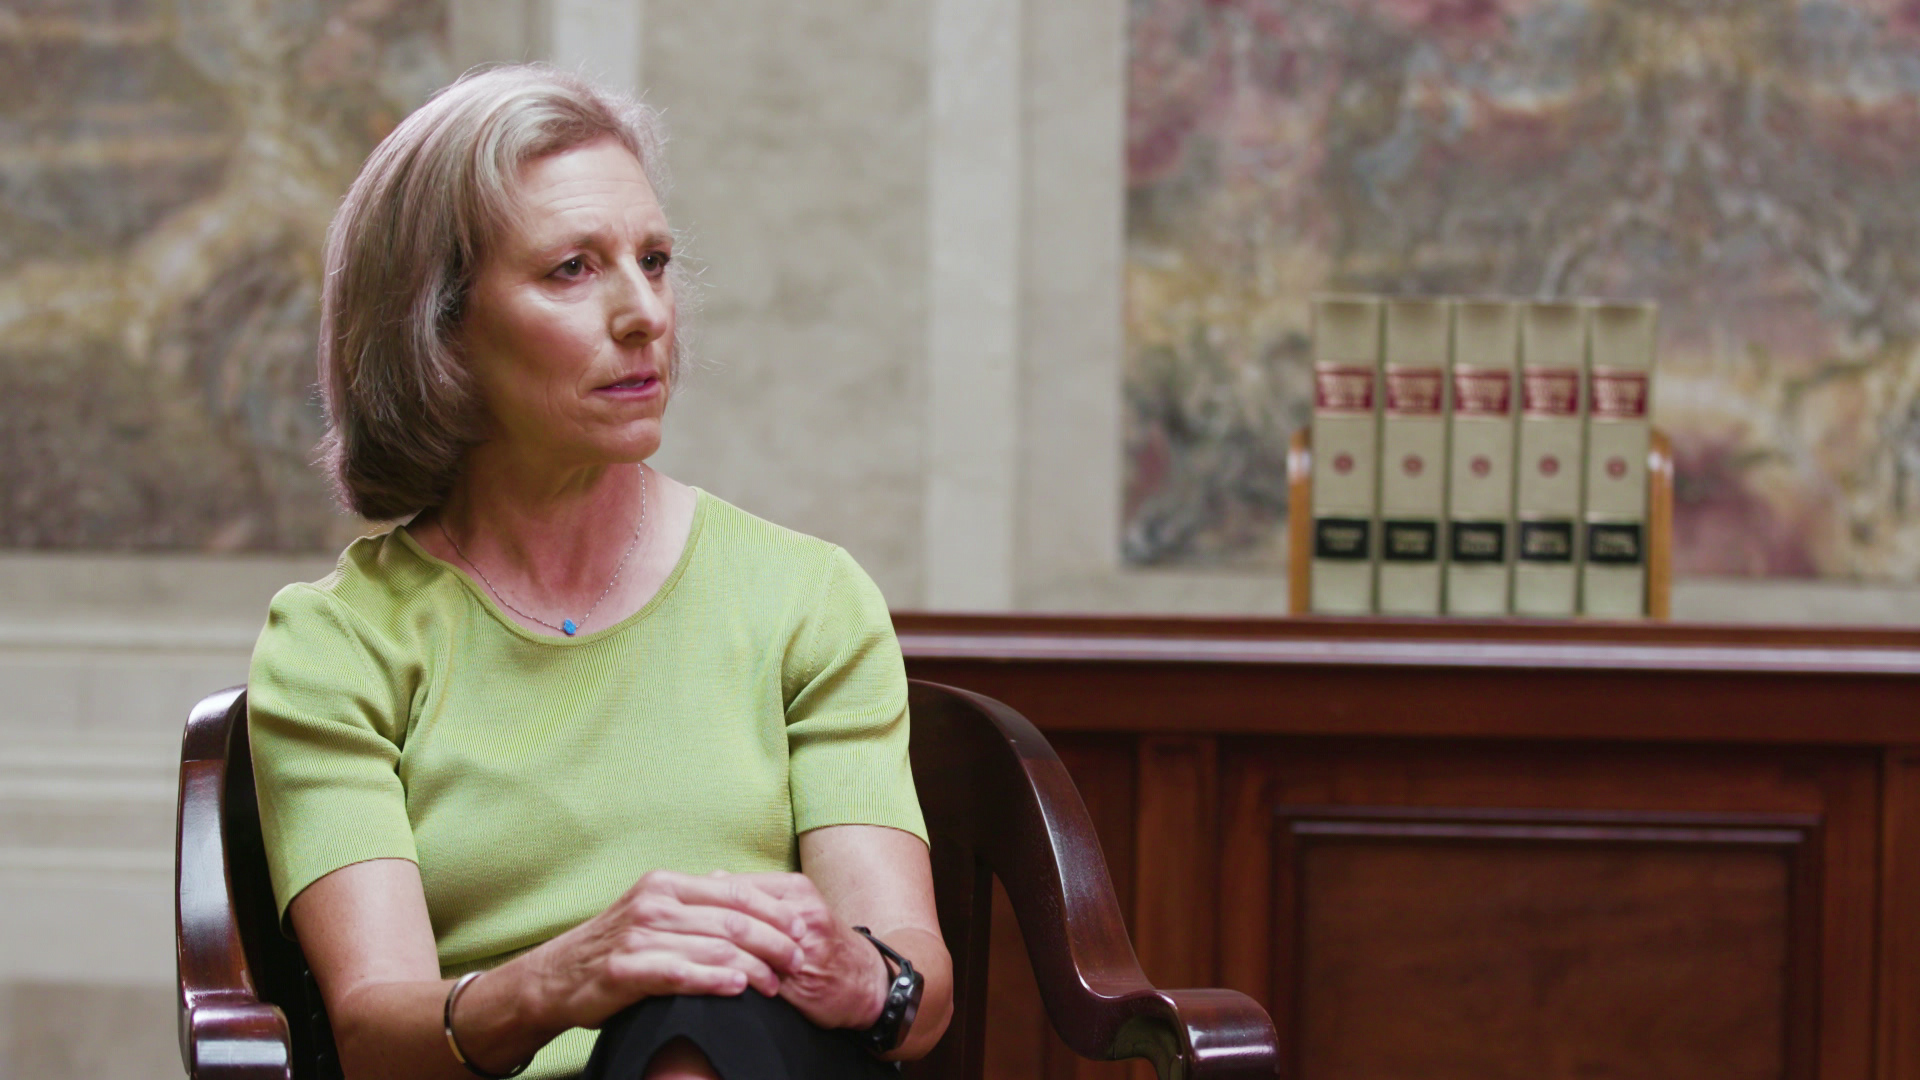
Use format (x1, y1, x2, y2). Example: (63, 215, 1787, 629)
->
(247, 490, 926, 1079)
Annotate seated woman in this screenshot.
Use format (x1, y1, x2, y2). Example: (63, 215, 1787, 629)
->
(247, 64, 951, 1080)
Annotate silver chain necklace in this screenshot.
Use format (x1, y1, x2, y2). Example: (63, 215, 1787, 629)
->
(437, 467, 650, 637)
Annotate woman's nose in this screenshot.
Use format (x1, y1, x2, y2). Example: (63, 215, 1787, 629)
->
(608, 260, 669, 342)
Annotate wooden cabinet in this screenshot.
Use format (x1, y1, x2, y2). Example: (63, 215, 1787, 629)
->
(897, 615, 1920, 1080)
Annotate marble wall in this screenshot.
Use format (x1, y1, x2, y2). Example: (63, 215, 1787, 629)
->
(3, 2, 1919, 1076)
(1123, 0, 1920, 581)
(0, 0, 448, 552)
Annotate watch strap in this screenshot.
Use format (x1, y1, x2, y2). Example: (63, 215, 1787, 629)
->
(850, 926, 923, 1054)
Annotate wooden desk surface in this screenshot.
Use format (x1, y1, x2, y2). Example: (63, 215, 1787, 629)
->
(896, 612, 1920, 745)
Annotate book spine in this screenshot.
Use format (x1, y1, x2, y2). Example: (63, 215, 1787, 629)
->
(1445, 300, 1520, 615)
(1580, 302, 1658, 617)
(1512, 302, 1588, 616)
(1376, 299, 1450, 615)
(1309, 296, 1383, 614)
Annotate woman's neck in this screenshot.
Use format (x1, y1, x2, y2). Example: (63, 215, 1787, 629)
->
(430, 450, 652, 601)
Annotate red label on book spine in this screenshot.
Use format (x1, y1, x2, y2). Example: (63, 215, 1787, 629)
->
(1452, 369, 1513, 417)
(1384, 367, 1444, 416)
(1314, 365, 1375, 413)
(1589, 370, 1649, 420)
(1521, 368, 1581, 417)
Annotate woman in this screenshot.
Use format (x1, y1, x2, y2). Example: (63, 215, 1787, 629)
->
(247, 64, 951, 1080)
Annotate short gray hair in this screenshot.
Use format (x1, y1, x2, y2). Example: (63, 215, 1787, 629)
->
(318, 64, 676, 521)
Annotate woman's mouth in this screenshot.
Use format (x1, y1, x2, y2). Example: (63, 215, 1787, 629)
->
(597, 374, 661, 397)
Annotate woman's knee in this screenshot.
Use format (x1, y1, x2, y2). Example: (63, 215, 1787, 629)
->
(642, 1036, 721, 1079)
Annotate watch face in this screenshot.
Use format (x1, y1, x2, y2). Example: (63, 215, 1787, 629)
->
(888, 969, 924, 1051)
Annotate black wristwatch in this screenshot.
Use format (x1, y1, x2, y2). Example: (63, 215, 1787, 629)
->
(850, 926, 923, 1053)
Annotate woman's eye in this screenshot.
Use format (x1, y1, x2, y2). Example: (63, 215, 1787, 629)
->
(553, 256, 587, 279)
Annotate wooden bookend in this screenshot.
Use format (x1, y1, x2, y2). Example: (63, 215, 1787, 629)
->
(1288, 427, 1313, 615)
(1648, 427, 1673, 620)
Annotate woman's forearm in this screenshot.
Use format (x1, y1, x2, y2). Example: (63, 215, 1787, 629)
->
(299, 861, 818, 1079)
(331, 962, 562, 1080)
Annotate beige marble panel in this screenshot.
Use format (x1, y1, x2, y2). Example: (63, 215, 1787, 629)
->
(0, 552, 333, 616)
(0, 554, 306, 737)
(0, 864, 174, 990)
(552, 0, 645, 98)
(1673, 578, 1920, 626)
(0, 658, 83, 739)
(450, 0, 550, 70)
(923, 0, 1021, 612)
(1013, 0, 1129, 609)
(641, 0, 931, 606)
(0, 693, 188, 995)
(0, 981, 179, 1080)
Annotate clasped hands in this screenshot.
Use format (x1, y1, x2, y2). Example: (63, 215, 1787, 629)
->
(523, 868, 890, 1034)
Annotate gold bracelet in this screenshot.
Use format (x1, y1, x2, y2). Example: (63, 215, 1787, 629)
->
(443, 971, 529, 1079)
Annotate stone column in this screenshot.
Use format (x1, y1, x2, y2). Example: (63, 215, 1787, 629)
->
(923, 0, 1023, 612)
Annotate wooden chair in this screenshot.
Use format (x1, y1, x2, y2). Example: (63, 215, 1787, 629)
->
(177, 681, 1280, 1079)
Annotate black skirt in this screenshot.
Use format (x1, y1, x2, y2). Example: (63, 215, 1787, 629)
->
(580, 991, 899, 1080)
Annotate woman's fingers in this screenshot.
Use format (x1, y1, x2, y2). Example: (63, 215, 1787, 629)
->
(636, 898, 804, 974)
(721, 872, 833, 941)
(611, 929, 782, 998)
(629, 959, 749, 1000)
(574, 870, 832, 1013)
(635, 870, 808, 941)
(713, 875, 885, 1030)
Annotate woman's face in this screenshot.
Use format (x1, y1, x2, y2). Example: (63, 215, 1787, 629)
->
(459, 137, 676, 472)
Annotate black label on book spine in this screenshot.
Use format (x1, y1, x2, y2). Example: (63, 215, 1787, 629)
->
(1381, 520, 1438, 563)
(1313, 518, 1371, 561)
(1449, 521, 1507, 564)
(1517, 520, 1575, 564)
(1586, 522, 1644, 565)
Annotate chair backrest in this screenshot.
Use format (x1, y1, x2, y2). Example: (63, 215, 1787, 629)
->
(178, 682, 1277, 1080)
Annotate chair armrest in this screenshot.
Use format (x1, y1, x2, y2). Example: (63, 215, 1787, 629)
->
(182, 999, 293, 1080)
(1110, 988, 1284, 1079)
(178, 687, 292, 1080)
(908, 682, 1280, 1079)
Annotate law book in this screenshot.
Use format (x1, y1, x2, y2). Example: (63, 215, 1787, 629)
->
(1512, 302, 1588, 616)
(1308, 296, 1383, 614)
(1375, 298, 1449, 615)
(1580, 301, 1658, 617)
(1444, 299, 1520, 615)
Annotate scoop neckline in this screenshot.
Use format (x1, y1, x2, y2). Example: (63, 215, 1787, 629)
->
(392, 486, 709, 647)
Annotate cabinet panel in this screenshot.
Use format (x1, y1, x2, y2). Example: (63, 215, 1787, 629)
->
(1275, 810, 1811, 1080)
(1233, 741, 1878, 1080)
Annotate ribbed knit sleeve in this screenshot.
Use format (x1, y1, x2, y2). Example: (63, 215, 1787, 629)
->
(783, 547, 928, 844)
(248, 581, 422, 922)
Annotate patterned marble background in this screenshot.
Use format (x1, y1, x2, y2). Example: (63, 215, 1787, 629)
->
(0, 0, 447, 550)
(1123, 0, 1920, 579)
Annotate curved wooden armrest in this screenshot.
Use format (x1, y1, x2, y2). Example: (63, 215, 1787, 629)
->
(1109, 988, 1285, 1079)
(908, 682, 1280, 1079)
(182, 999, 293, 1079)
(178, 686, 293, 1080)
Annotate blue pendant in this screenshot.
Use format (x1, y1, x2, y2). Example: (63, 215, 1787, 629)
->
(562, 619, 578, 636)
